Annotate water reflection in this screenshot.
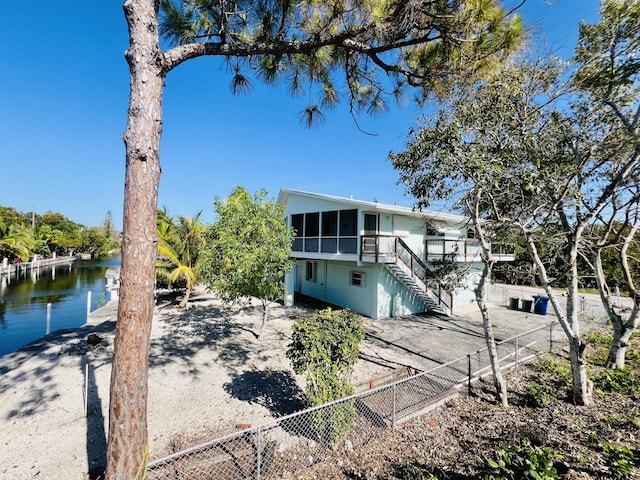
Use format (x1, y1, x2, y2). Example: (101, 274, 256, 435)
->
(0, 256, 121, 356)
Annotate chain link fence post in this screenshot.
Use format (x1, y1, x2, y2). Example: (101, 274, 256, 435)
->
(467, 353, 472, 395)
(392, 383, 397, 429)
(256, 425, 262, 480)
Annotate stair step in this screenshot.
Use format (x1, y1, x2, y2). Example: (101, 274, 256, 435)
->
(384, 260, 448, 315)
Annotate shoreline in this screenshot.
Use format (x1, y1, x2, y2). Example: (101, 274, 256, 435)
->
(0, 288, 327, 479)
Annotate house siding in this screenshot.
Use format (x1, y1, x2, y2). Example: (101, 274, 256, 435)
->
(291, 259, 429, 320)
(450, 264, 484, 312)
(377, 267, 429, 319)
(280, 190, 500, 320)
(293, 259, 378, 317)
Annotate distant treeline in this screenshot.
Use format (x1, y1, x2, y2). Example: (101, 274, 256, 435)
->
(0, 206, 121, 261)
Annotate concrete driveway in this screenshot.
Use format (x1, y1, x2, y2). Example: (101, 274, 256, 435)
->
(359, 283, 621, 375)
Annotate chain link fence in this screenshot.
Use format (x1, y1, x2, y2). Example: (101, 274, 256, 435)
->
(146, 321, 564, 480)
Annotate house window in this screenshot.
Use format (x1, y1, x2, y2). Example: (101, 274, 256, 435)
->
(364, 213, 378, 234)
(321, 238, 338, 253)
(291, 208, 358, 255)
(350, 271, 365, 287)
(321, 210, 338, 253)
(291, 214, 304, 235)
(322, 211, 338, 236)
(339, 209, 357, 236)
(304, 212, 319, 252)
(306, 261, 317, 282)
(291, 214, 304, 251)
(305, 212, 319, 237)
(339, 209, 358, 253)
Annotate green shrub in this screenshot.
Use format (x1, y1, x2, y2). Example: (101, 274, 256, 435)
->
(602, 443, 635, 480)
(626, 349, 640, 370)
(537, 355, 571, 380)
(485, 438, 560, 480)
(593, 368, 640, 395)
(394, 462, 439, 480)
(95, 292, 108, 309)
(286, 308, 364, 448)
(526, 383, 558, 408)
(601, 413, 640, 431)
(586, 329, 612, 348)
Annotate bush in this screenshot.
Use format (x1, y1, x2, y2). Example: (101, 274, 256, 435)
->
(537, 355, 571, 381)
(485, 438, 560, 480)
(286, 308, 364, 448)
(526, 383, 558, 408)
(602, 443, 635, 480)
(593, 368, 640, 395)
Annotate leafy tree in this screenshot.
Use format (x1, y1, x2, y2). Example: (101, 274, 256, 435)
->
(77, 226, 118, 256)
(591, 198, 640, 369)
(156, 208, 204, 308)
(286, 308, 364, 447)
(574, 0, 640, 371)
(197, 187, 292, 339)
(0, 206, 31, 227)
(390, 0, 640, 407)
(109, 1, 523, 476)
(38, 211, 83, 255)
(101, 210, 121, 253)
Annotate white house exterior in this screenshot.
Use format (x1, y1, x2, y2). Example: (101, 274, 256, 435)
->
(278, 189, 514, 320)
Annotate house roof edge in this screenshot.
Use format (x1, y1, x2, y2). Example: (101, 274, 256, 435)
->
(277, 189, 468, 224)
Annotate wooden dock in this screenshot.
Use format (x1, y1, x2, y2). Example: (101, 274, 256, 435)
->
(1, 255, 76, 276)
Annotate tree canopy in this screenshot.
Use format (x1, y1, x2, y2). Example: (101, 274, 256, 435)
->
(390, 0, 640, 406)
(158, 0, 524, 125)
(0, 206, 120, 260)
(197, 187, 293, 339)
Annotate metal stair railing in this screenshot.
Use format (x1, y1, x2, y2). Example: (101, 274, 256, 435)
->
(360, 235, 451, 314)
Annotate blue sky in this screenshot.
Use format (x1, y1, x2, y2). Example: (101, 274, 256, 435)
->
(0, 1, 601, 228)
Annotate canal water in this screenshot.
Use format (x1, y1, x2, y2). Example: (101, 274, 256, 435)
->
(0, 256, 121, 357)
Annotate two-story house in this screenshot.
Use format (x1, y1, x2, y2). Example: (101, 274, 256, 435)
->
(278, 189, 514, 320)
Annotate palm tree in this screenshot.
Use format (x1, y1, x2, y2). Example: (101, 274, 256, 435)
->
(0, 218, 34, 261)
(156, 209, 205, 308)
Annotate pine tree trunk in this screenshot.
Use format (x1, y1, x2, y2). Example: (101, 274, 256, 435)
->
(106, 1, 164, 478)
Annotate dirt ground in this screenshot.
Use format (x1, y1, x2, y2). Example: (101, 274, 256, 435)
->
(1, 285, 636, 479)
(285, 341, 640, 479)
(0, 286, 401, 479)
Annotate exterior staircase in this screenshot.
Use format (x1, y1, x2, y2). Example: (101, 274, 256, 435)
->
(361, 235, 451, 315)
(384, 262, 448, 315)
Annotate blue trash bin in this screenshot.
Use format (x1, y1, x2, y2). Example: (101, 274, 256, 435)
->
(533, 295, 549, 315)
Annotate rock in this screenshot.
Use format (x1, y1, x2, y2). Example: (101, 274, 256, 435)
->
(344, 439, 354, 453)
(87, 334, 102, 346)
